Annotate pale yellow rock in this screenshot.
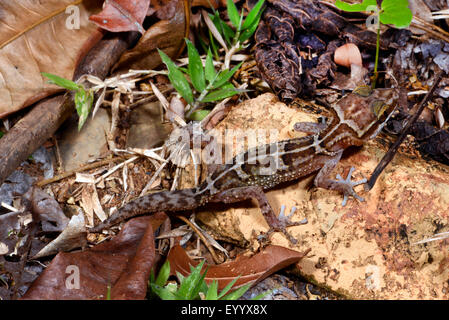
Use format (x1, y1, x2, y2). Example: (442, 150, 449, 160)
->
(192, 93, 449, 299)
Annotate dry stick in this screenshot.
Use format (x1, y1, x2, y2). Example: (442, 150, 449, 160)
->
(176, 215, 221, 264)
(365, 70, 444, 191)
(0, 32, 140, 186)
(36, 156, 126, 187)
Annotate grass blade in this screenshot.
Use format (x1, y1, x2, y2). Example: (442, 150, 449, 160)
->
(186, 39, 206, 92)
(227, 0, 240, 28)
(158, 49, 194, 105)
(211, 62, 242, 89)
(222, 283, 251, 300)
(242, 0, 265, 29)
(42, 72, 80, 91)
(205, 48, 216, 84)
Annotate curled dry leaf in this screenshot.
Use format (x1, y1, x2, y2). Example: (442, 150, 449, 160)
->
(89, 0, 151, 34)
(22, 213, 168, 300)
(23, 187, 69, 232)
(113, 0, 189, 72)
(0, 0, 103, 118)
(167, 245, 310, 290)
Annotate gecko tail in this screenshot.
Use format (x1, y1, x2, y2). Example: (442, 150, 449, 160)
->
(89, 188, 201, 233)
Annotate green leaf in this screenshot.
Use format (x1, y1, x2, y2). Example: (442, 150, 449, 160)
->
(211, 62, 243, 89)
(150, 283, 177, 300)
(205, 49, 216, 84)
(217, 276, 239, 299)
(250, 289, 272, 300)
(239, 9, 263, 43)
(227, 0, 240, 28)
(155, 261, 171, 287)
(158, 49, 194, 105)
(242, 0, 265, 29)
(211, 12, 235, 45)
(209, 30, 220, 60)
(222, 283, 251, 300)
(202, 88, 240, 102)
(380, 0, 412, 28)
(334, 0, 377, 12)
(0, 131, 4, 138)
(189, 109, 211, 121)
(176, 261, 206, 299)
(74, 89, 93, 131)
(186, 39, 206, 92)
(41, 72, 80, 91)
(205, 280, 218, 300)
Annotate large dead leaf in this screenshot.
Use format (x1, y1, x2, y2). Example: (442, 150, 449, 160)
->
(22, 213, 168, 300)
(89, 0, 150, 34)
(112, 0, 189, 72)
(0, 0, 103, 118)
(168, 245, 310, 290)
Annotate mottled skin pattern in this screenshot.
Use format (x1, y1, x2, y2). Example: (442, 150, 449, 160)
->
(91, 88, 403, 244)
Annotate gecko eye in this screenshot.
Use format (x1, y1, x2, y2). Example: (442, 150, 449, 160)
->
(353, 85, 373, 97)
(372, 100, 389, 120)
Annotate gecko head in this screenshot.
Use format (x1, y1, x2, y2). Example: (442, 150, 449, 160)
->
(338, 86, 402, 139)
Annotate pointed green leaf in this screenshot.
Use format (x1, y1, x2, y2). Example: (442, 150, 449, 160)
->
(75, 89, 93, 131)
(222, 283, 252, 300)
(380, 0, 412, 28)
(251, 289, 272, 300)
(217, 276, 239, 299)
(155, 261, 171, 287)
(242, 0, 265, 29)
(186, 39, 206, 92)
(202, 88, 240, 102)
(158, 49, 194, 105)
(177, 261, 206, 299)
(212, 62, 243, 89)
(239, 9, 263, 43)
(227, 0, 240, 27)
(211, 12, 235, 45)
(150, 283, 177, 300)
(335, 0, 377, 12)
(205, 49, 216, 84)
(189, 109, 211, 121)
(209, 30, 220, 60)
(205, 280, 218, 300)
(41, 72, 80, 91)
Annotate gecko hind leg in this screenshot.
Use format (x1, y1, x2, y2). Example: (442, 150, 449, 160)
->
(209, 186, 306, 245)
(257, 205, 308, 244)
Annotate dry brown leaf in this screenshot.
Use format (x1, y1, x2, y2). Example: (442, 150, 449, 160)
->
(168, 245, 310, 290)
(0, 0, 103, 118)
(89, 0, 150, 34)
(22, 213, 168, 300)
(112, 0, 189, 72)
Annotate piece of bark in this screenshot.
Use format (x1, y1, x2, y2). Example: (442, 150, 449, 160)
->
(0, 32, 140, 187)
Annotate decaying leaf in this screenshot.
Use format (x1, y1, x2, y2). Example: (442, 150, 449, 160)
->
(22, 213, 168, 300)
(112, 0, 189, 72)
(167, 245, 310, 290)
(89, 0, 151, 34)
(0, 0, 103, 118)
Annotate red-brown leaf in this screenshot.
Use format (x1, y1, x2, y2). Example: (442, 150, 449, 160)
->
(90, 0, 151, 34)
(22, 213, 168, 300)
(168, 245, 310, 290)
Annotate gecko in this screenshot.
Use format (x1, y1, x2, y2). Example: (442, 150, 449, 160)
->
(90, 86, 405, 244)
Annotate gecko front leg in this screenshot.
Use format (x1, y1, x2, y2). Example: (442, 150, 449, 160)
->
(209, 186, 307, 244)
(314, 151, 367, 206)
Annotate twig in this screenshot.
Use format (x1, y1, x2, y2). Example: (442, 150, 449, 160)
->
(177, 215, 221, 264)
(365, 70, 444, 191)
(35, 156, 126, 187)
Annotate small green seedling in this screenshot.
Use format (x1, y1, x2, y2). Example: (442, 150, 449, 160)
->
(149, 260, 269, 300)
(42, 72, 93, 130)
(207, 0, 265, 68)
(335, 0, 412, 88)
(158, 39, 243, 119)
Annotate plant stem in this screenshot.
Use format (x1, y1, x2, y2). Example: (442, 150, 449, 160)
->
(186, 87, 210, 118)
(372, 19, 381, 89)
